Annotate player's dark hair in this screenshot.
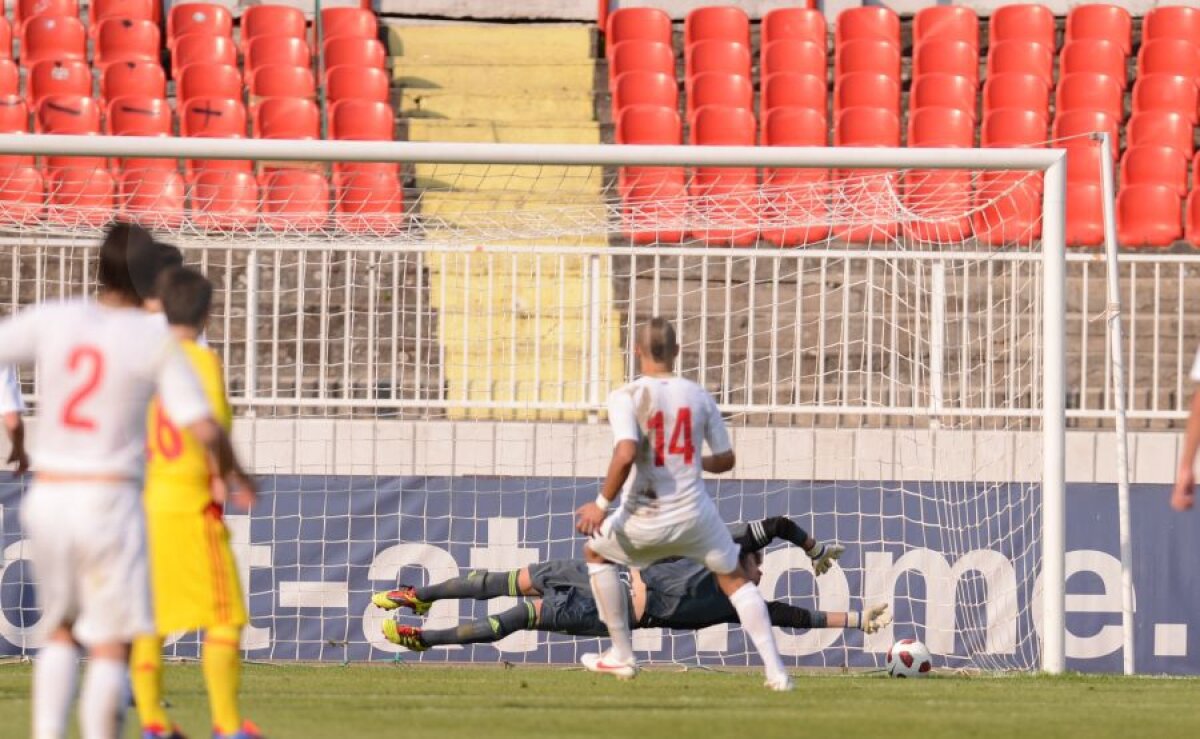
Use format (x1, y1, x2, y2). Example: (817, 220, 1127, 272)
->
(145, 242, 185, 300)
(157, 266, 213, 330)
(97, 220, 157, 302)
(639, 316, 678, 364)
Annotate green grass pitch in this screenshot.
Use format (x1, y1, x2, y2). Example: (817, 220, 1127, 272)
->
(2, 663, 1199, 738)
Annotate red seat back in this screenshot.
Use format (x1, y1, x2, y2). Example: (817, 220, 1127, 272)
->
(609, 40, 675, 80)
(1060, 39, 1127, 88)
(325, 65, 390, 103)
(910, 74, 977, 116)
(1121, 145, 1188, 195)
(107, 95, 172, 136)
(101, 61, 165, 101)
(907, 106, 974, 147)
(684, 6, 750, 47)
(760, 40, 825, 78)
(172, 33, 237, 78)
(168, 3, 233, 46)
(1143, 5, 1200, 44)
(762, 106, 826, 146)
(1117, 184, 1183, 246)
(323, 37, 385, 70)
(835, 6, 900, 45)
(761, 72, 825, 116)
(21, 15, 87, 67)
(180, 96, 245, 137)
(606, 7, 673, 49)
(761, 7, 825, 46)
(982, 73, 1050, 114)
(1127, 111, 1195, 156)
(90, 0, 158, 33)
(246, 36, 311, 72)
(612, 71, 678, 112)
(28, 60, 92, 106)
(1137, 39, 1200, 78)
(834, 107, 900, 146)
(989, 3, 1056, 48)
(241, 4, 306, 49)
(330, 99, 394, 140)
(1055, 73, 1124, 119)
(911, 40, 978, 85)
(981, 109, 1047, 146)
(178, 63, 241, 102)
(188, 167, 258, 230)
(686, 40, 751, 79)
(835, 73, 900, 118)
(987, 41, 1054, 87)
(0, 60, 17, 97)
(834, 39, 900, 79)
(913, 6, 978, 48)
(253, 97, 319, 139)
(1133, 74, 1199, 124)
(95, 18, 160, 68)
(616, 104, 680, 144)
(687, 72, 753, 116)
(260, 167, 329, 231)
(249, 65, 316, 100)
(320, 7, 379, 42)
(1066, 4, 1132, 54)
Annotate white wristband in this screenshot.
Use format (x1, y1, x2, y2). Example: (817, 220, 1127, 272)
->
(594, 495, 611, 512)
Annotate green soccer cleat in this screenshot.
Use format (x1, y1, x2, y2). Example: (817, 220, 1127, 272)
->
(382, 620, 429, 651)
(371, 586, 431, 616)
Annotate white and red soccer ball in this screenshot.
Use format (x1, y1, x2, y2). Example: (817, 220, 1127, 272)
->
(886, 639, 933, 678)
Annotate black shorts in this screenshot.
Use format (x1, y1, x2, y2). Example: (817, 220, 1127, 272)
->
(536, 585, 609, 637)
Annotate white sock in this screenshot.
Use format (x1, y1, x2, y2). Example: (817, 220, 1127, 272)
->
(33, 641, 79, 739)
(587, 562, 635, 663)
(79, 657, 126, 739)
(729, 582, 788, 681)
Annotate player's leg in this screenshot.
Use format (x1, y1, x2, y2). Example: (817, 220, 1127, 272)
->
(79, 641, 131, 739)
(582, 543, 637, 673)
(372, 568, 535, 613)
(130, 634, 175, 735)
(203, 624, 259, 738)
(33, 628, 81, 739)
(383, 601, 539, 650)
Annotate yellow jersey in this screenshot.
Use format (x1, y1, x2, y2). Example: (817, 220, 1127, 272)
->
(145, 341, 231, 513)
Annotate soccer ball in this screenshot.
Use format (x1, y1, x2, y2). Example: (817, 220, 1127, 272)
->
(886, 639, 933, 678)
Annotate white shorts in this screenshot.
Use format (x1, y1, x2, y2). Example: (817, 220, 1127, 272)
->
(586, 502, 741, 575)
(20, 481, 153, 646)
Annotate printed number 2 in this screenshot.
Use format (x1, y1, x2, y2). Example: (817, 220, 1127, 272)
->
(61, 346, 104, 431)
(648, 408, 695, 466)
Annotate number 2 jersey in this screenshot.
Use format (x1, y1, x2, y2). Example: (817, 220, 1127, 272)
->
(607, 374, 732, 526)
(145, 340, 232, 513)
(0, 300, 211, 478)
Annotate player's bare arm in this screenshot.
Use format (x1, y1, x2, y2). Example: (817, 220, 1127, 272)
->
(701, 449, 735, 474)
(189, 420, 256, 505)
(3, 410, 28, 475)
(1173, 386, 1200, 511)
(577, 438, 637, 536)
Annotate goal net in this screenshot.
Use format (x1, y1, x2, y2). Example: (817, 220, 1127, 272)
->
(0, 136, 1070, 673)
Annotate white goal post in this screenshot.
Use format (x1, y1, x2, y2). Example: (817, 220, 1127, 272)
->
(0, 134, 1072, 673)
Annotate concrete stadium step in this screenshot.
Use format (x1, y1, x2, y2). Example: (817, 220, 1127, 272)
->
(394, 62, 597, 94)
(398, 89, 596, 122)
(387, 23, 594, 64)
(404, 119, 601, 144)
(413, 163, 603, 193)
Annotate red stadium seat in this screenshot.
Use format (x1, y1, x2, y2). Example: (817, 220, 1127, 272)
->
(834, 39, 900, 80)
(907, 106, 974, 147)
(249, 65, 316, 100)
(982, 109, 1047, 146)
(21, 15, 86, 67)
(835, 6, 899, 45)
(177, 63, 241, 102)
(0, 18, 11, 61)
(1060, 40, 1127, 89)
(910, 74, 977, 117)
(688, 105, 757, 245)
(1066, 4, 1132, 55)
(189, 167, 258, 230)
(761, 7, 825, 46)
(1117, 184, 1182, 246)
(904, 165, 973, 243)
(760, 72, 825, 117)
(606, 7, 673, 51)
(119, 167, 185, 228)
(1133, 75, 1199, 124)
(912, 40, 978, 86)
(246, 36, 311, 73)
(1143, 5, 1200, 44)
(686, 72, 753, 117)
(320, 7, 378, 42)
(16, 0, 77, 26)
(834, 73, 900, 118)
(616, 104, 680, 144)
(172, 34, 237, 79)
(835, 107, 900, 146)
(760, 40, 825, 78)
(45, 165, 115, 227)
(1121, 145, 1188, 195)
(94, 18, 160, 68)
(252, 97, 319, 139)
(684, 6, 750, 48)
(241, 4, 306, 50)
(89, 0, 157, 34)
(1052, 110, 1119, 153)
(180, 96, 245, 138)
(106, 95, 171, 136)
(0, 162, 43, 224)
(333, 165, 403, 235)
(1056, 73, 1124, 119)
(973, 171, 1043, 244)
(1066, 182, 1105, 246)
(1065, 139, 1105, 183)
(982, 73, 1050, 114)
(913, 5, 978, 48)
(324, 65, 390, 103)
(260, 167, 329, 231)
(101, 61, 165, 100)
(0, 60, 16, 96)
(615, 105, 685, 243)
(686, 40, 751, 79)
(27, 60, 92, 105)
(613, 71, 678, 112)
(330, 99, 394, 140)
(989, 3, 1055, 49)
(322, 37, 385, 70)
(987, 41, 1054, 88)
(1186, 190, 1200, 246)
(609, 41, 676, 81)
(167, 3, 233, 47)
(761, 106, 829, 246)
(1137, 39, 1200, 79)
(762, 105, 825, 146)
(0, 95, 28, 132)
(1127, 111, 1195, 156)
(36, 94, 100, 134)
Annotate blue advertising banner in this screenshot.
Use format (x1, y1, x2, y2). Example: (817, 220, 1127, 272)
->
(1, 477, 1198, 673)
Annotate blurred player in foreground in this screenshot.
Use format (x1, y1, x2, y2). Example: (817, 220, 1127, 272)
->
(0, 222, 254, 739)
(1, 365, 28, 473)
(575, 317, 792, 689)
(1172, 347, 1200, 512)
(374, 516, 888, 650)
(131, 268, 261, 739)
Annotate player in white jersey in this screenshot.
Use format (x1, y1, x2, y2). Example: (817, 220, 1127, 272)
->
(1, 365, 28, 473)
(575, 317, 794, 691)
(1172, 347, 1200, 511)
(0, 222, 256, 739)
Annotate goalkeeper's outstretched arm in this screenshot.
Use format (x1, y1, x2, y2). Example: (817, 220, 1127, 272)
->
(733, 516, 845, 576)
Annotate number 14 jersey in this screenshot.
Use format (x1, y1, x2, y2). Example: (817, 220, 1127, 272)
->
(607, 375, 732, 526)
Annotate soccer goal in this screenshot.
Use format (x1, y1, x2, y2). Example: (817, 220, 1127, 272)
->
(0, 134, 1084, 674)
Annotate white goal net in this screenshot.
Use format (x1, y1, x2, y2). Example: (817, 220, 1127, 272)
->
(0, 137, 1071, 673)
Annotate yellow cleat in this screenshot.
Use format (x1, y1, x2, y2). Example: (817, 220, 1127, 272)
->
(371, 586, 432, 616)
(382, 620, 429, 651)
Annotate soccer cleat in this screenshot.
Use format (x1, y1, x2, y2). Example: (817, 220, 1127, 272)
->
(371, 586, 431, 616)
(811, 544, 845, 576)
(212, 719, 263, 739)
(862, 603, 892, 635)
(764, 674, 795, 692)
(580, 651, 638, 680)
(143, 726, 187, 739)
(382, 620, 429, 651)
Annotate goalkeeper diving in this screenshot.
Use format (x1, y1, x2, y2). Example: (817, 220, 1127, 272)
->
(372, 517, 890, 650)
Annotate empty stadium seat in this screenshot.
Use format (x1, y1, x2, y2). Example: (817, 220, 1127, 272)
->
(1052, 110, 1120, 152)
(689, 104, 757, 245)
(253, 97, 319, 139)
(761, 106, 830, 246)
(241, 4, 306, 51)
(28, 60, 92, 105)
(835, 6, 899, 45)
(94, 18, 160, 68)
(912, 40, 978, 85)
(1185, 188, 1200, 246)
(973, 172, 1043, 244)
(330, 99, 393, 140)
(762, 105, 826, 146)
(180, 96, 245, 138)
(987, 41, 1054, 87)
(1122, 145, 1188, 195)
(989, 3, 1055, 48)
(1117, 184, 1182, 246)
(1137, 39, 1200, 79)
(1133, 75, 1199, 124)
(835, 73, 900, 118)
(761, 7, 825, 46)
(1127, 111, 1195, 156)
(89, 0, 158, 35)
(260, 167, 329, 231)
(320, 7, 378, 42)
(609, 40, 675, 82)
(21, 15, 86, 67)
(0, 95, 28, 132)
(904, 165, 973, 243)
(167, 3, 233, 47)
(250, 65, 316, 100)
(910, 74, 977, 116)
(36, 94, 100, 134)
(172, 33, 237, 78)
(0, 60, 16, 96)
(1066, 4, 1132, 55)
(246, 36, 311, 73)
(1056, 73, 1124, 119)
(606, 6, 673, 51)
(834, 39, 901, 79)
(325, 65, 390, 103)
(1060, 40, 1127, 89)
(0, 162, 43, 224)
(189, 167, 258, 230)
(1143, 5, 1200, 44)
(106, 95, 172, 137)
(686, 40, 751, 79)
(684, 6, 750, 47)
(912, 5, 978, 48)
(177, 63, 241, 102)
(333, 165, 403, 235)
(17, 0, 77, 27)
(834, 107, 900, 146)
(613, 70, 677, 111)
(46, 165, 115, 227)
(760, 40, 825, 78)
(686, 72, 753, 116)
(982, 73, 1050, 114)
(0, 18, 10, 61)
(761, 72, 825, 117)
(1066, 182, 1105, 246)
(616, 103, 680, 145)
(101, 61, 165, 100)
(119, 167, 185, 228)
(1065, 139, 1105, 183)
(323, 37, 386, 70)
(907, 106, 974, 147)
(982, 109, 1047, 146)
(615, 104, 685, 243)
